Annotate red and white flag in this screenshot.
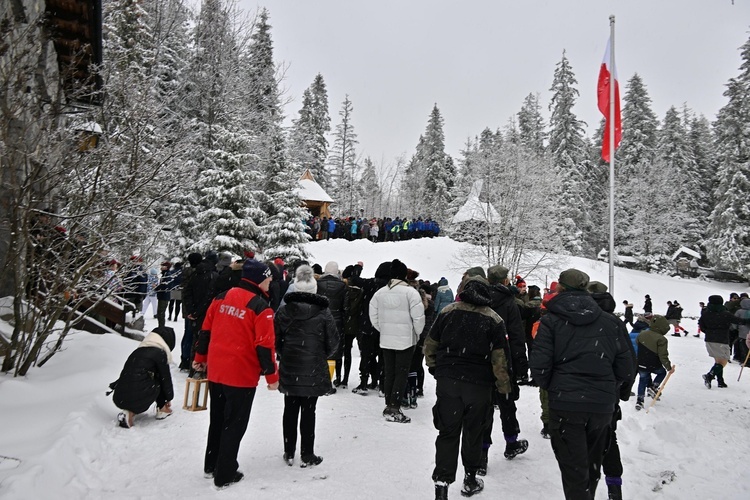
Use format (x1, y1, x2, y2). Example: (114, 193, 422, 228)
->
(597, 37, 622, 162)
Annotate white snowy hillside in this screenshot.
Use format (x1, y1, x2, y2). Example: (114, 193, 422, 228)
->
(1, 237, 749, 500)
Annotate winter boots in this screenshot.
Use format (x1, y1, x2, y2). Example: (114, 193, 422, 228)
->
(117, 411, 134, 428)
(607, 484, 623, 500)
(300, 454, 323, 468)
(434, 481, 449, 500)
(717, 377, 728, 388)
(351, 385, 368, 395)
(460, 472, 484, 497)
(383, 406, 411, 423)
(503, 439, 529, 459)
(635, 398, 644, 411)
(214, 471, 244, 489)
(703, 372, 713, 389)
(283, 453, 294, 466)
(477, 448, 488, 476)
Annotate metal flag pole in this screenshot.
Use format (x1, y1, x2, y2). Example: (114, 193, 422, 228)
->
(608, 15, 616, 296)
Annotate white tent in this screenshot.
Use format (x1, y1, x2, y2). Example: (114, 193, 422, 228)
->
(451, 180, 500, 224)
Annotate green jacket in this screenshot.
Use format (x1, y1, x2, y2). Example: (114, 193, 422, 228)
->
(636, 318, 672, 371)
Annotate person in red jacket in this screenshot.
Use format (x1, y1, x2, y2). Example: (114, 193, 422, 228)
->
(193, 258, 279, 489)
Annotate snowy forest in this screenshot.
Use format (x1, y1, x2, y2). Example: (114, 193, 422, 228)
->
(1, 0, 749, 374)
(6, 0, 750, 269)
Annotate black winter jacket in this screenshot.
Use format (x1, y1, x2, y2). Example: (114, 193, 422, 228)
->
(488, 284, 527, 379)
(316, 275, 349, 335)
(529, 291, 635, 413)
(425, 280, 510, 388)
(592, 291, 637, 398)
(699, 306, 743, 344)
(275, 292, 339, 397)
(183, 260, 218, 322)
(113, 346, 174, 414)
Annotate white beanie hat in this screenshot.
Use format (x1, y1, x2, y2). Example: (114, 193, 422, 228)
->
(324, 261, 340, 276)
(294, 265, 318, 294)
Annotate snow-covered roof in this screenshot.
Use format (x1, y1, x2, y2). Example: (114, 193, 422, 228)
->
(294, 170, 333, 203)
(597, 249, 639, 264)
(671, 246, 701, 261)
(72, 122, 103, 134)
(451, 180, 500, 224)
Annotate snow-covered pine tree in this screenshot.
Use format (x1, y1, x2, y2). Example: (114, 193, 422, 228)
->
(179, 0, 266, 255)
(655, 106, 700, 251)
(422, 105, 454, 224)
(289, 74, 332, 191)
(517, 93, 547, 156)
(547, 51, 591, 255)
(614, 73, 660, 256)
(327, 95, 359, 215)
(706, 34, 750, 276)
(688, 114, 718, 249)
(360, 157, 383, 217)
(401, 134, 425, 216)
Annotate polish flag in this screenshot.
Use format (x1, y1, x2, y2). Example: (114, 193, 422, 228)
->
(597, 37, 622, 162)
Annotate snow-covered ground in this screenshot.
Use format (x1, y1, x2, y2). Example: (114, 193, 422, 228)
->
(1, 237, 749, 499)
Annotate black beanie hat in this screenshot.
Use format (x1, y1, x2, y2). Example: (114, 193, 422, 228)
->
(390, 259, 408, 280)
(374, 261, 392, 279)
(242, 258, 271, 284)
(153, 326, 176, 351)
(187, 252, 202, 267)
(708, 295, 724, 306)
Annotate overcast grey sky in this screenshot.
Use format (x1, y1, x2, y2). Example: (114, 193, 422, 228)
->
(238, 0, 750, 164)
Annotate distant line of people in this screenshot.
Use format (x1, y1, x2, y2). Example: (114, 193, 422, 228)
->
(305, 215, 440, 242)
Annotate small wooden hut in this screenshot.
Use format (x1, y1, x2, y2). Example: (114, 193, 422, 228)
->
(296, 169, 334, 218)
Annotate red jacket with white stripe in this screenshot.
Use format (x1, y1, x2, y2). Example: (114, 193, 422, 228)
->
(195, 279, 278, 387)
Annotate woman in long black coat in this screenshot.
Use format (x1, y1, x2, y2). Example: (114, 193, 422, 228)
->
(112, 327, 175, 428)
(274, 265, 339, 468)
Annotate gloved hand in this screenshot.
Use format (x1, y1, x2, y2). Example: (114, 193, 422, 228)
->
(428, 366, 436, 377)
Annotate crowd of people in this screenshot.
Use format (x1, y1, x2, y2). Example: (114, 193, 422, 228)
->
(105, 249, 750, 499)
(304, 215, 441, 242)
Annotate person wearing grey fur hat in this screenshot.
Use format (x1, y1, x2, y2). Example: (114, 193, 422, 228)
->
(529, 268, 635, 500)
(275, 264, 338, 467)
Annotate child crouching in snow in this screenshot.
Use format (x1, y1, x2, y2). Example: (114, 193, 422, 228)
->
(110, 326, 176, 428)
(635, 315, 675, 410)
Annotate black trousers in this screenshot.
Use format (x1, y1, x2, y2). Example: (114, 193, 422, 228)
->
(382, 346, 415, 407)
(335, 335, 355, 384)
(357, 333, 381, 387)
(549, 408, 612, 500)
(204, 383, 256, 485)
(482, 389, 521, 446)
(283, 396, 318, 458)
(601, 406, 623, 479)
(432, 378, 493, 484)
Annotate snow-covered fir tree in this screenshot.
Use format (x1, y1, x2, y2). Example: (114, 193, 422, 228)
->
(401, 105, 454, 223)
(327, 95, 359, 214)
(360, 157, 383, 217)
(688, 114, 718, 248)
(615, 73, 660, 256)
(706, 34, 750, 276)
(547, 51, 592, 255)
(517, 93, 547, 156)
(288, 74, 331, 191)
(655, 106, 700, 250)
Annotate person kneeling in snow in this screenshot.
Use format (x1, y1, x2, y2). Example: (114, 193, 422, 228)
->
(111, 326, 176, 428)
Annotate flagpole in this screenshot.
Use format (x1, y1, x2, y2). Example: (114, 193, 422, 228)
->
(608, 15, 616, 296)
